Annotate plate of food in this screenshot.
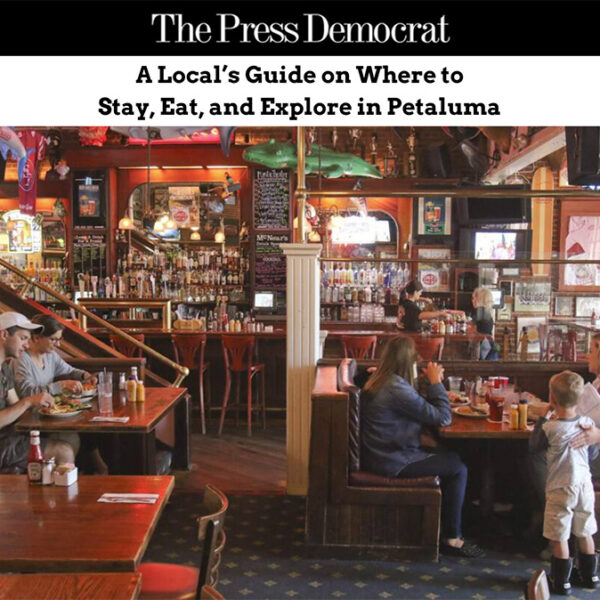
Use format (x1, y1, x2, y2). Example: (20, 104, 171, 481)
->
(40, 398, 90, 418)
(79, 383, 97, 398)
(452, 405, 489, 419)
(448, 392, 470, 406)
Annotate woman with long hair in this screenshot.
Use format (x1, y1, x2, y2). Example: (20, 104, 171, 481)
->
(361, 335, 484, 558)
(397, 279, 449, 332)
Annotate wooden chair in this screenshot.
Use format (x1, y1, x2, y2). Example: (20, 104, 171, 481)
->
(172, 334, 211, 435)
(201, 586, 225, 600)
(407, 335, 445, 361)
(219, 336, 266, 437)
(526, 569, 550, 600)
(109, 333, 145, 358)
(340, 335, 377, 359)
(139, 484, 228, 600)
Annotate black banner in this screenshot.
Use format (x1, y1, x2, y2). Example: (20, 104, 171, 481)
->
(1, 2, 596, 56)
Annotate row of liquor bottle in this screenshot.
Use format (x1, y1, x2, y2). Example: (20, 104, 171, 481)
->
(0, 261, 70, 301)
(321, 303, 388, 323)
(321, 262, 412, 288)
(121, 247, 248, 272)
(176, 309, 264, 332)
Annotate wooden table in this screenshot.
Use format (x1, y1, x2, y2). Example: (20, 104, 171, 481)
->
(440, 416, 531, 439)
(439, 412, 530, 516)
(0, 573, 141, 600)
(16, 388, 189, 474)
(0, 475, 173, 573)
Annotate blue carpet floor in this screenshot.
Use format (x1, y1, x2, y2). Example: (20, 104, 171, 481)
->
(144, 493, 592, 600)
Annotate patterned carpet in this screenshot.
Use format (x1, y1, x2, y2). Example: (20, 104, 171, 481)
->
(142, 493, 589, 600)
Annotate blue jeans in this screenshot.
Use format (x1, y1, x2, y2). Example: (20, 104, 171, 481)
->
(400, 451, 468, 540)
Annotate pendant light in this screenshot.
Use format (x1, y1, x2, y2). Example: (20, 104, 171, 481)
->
(118, 210, 134, 230)
(214, 218, 225, 243)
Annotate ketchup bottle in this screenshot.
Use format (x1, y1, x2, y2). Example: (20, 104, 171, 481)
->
(27, 430, 44, 484)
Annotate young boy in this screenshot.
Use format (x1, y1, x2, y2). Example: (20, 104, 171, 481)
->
(530, 370, 599, 595)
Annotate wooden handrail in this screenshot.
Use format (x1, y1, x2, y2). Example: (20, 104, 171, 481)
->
(0, 256, 188, 387)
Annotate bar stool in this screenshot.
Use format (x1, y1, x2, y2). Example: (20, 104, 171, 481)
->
(171, 333, 211, 435)
(340, 335, 378, 359)
(219, 335, 266, 437)
(409, 335, 445, 361)
(109, 333, 145, 358)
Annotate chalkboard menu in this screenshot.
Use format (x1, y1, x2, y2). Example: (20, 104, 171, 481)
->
(253, 169, 290, 230)
(255, 232, 290, 288)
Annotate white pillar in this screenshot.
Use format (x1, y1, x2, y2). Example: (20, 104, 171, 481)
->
(281, 242, 322, 495)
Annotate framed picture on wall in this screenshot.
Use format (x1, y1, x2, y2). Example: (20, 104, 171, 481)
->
(414, 246, 452, 292)
(559, 200, 600, 291)
(575, 296, 600, 318)
(514, 281, 552, 313)
(516, 316, 547, 355)
(416, 196, 452, 236)
(72, 170, 106, 228)
(499, 280, 514, 298)
(496, 301, 512, 321)
(554, 296, 574, 317)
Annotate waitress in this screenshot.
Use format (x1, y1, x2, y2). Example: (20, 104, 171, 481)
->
(397, 279, 449, 332)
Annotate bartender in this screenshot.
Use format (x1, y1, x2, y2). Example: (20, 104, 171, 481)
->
(397, 279, 450, 331)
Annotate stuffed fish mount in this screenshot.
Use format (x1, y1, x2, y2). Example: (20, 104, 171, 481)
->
(0, 127, 35, 182)
(243, 140, 382, 179)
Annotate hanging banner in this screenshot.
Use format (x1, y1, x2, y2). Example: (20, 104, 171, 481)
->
(17, 130, 45, 216)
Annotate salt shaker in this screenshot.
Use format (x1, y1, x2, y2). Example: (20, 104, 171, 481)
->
(119, 373, 127, 391)
(42, 458, 55, 485)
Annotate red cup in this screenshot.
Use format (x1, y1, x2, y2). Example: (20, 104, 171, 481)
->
(488, 396, 504, 422)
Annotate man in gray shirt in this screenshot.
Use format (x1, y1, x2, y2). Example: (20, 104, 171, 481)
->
(0, 312, 74, 470)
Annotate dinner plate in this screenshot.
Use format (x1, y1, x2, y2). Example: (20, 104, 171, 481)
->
(40, 409, 83, 418)
(449, 398, 470, 406)
(452, 406, 489, 419)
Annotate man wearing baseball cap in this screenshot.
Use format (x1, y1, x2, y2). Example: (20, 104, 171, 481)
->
(0, 311, 75, 471)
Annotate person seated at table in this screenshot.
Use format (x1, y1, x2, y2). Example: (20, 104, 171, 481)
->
(360, 335, 485, 558)
(0, 312, 75, 471)
(529, 371, 599, 594)
(12, 314, 96, 398)
(12, 314, 107, 474)
(471, 287, 498, 360)
(396, 279, 449, 332)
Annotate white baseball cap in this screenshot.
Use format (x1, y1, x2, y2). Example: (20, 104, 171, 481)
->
(0, 312, 44, 332)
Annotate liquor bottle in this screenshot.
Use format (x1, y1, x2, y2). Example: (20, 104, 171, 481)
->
(27, 430, 44, 484)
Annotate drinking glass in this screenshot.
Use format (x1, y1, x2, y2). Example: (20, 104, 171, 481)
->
(448, 376, 462, 393)
(98, 372, 113, 417)
(488, 396, 504, 423)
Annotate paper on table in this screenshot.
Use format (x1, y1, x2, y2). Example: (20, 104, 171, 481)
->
(98, 493, 159, 504)
(90, 416, 130, 423)
(578, 383, 600, 426)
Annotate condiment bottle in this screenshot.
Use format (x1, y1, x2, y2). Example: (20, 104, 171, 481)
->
(27, 430, 44, 484)
(118, 372, 127, 391)
(136, 379, 145, 403)
(126, 367, 138, 403)
(509, 404, 519, 430)
(519, 398, 528, 430)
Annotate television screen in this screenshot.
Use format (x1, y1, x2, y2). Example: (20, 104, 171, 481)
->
(490, 289, 503, 308)
(474, 231, 517, 260)
(254, 291, 275, 309)
(467, 198, 527, 222)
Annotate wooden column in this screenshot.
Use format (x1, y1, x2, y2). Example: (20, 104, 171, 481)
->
(281, 242, 322, 495)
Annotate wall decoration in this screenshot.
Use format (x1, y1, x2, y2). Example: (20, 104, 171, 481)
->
(560, 201, 600, 291)
(72, 170, 106, 228)
(42, 218, 66, 253)
(575, 296, 600, 318)
(514, 281, 552, 313)
(554, 296, 574, 317)
(416, 196, 452, 236)
(415, 246, 451, 292)
(516, 316, 547, 355)
(496, 301, 512, 321)
(499, 280, 513, 298)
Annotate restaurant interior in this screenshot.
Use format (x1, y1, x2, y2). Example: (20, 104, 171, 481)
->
(1, 125, 600, 599)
